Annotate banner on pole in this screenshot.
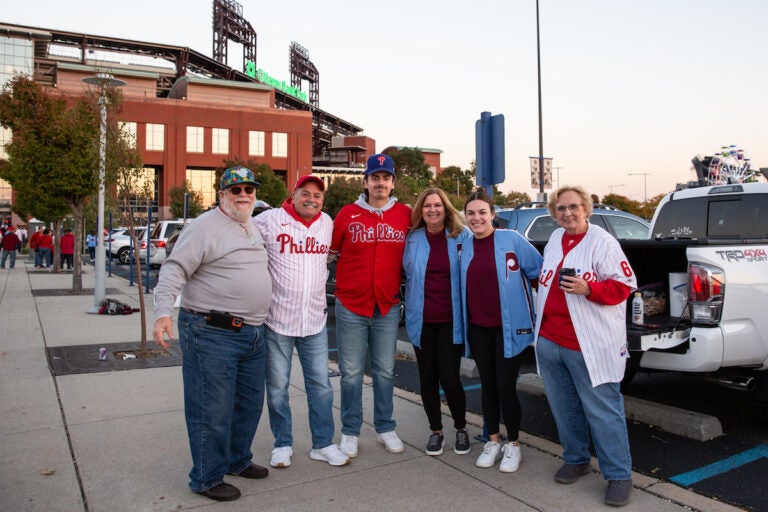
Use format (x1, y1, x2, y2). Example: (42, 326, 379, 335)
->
(530, 157, 553, 189)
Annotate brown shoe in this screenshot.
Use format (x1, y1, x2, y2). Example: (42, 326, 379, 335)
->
(195, 482, 241, 501)
(232, 463, 269, 479)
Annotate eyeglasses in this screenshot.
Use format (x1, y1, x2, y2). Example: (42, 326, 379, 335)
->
(227, 185, 256, 195)
(555, 203, 583, 213)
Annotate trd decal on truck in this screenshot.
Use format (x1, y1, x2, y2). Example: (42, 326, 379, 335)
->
(715, 248, 768, 263)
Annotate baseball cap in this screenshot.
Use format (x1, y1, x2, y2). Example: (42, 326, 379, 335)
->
(295, 174, 325, 191)
(219, 166, 261, 190)
(364, 153, 395, 176)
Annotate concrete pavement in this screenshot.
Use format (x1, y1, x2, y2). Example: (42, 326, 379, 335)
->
(0, 259, 744, 512)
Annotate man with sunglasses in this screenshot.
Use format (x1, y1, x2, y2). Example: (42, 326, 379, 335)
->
(153, 166, 272, 502)
(254, 175, 350, 469)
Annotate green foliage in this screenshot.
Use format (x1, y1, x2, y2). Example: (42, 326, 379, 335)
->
(323, 177, 363, 219)
(496, 190, 532, 208)
(601, 194, 643, 216)
(434, 165, 475, 198)
(391, 147, 431, 190)
(168, 180, 205, 219)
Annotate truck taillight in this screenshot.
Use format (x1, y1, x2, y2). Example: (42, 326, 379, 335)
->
(688, 263, 724, 324)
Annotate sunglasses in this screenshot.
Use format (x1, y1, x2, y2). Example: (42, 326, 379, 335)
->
(555, 203, 583, 213)
(227, 185, 256, 195)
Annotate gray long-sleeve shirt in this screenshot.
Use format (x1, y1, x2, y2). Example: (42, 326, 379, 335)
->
(153, 207, 272, 326)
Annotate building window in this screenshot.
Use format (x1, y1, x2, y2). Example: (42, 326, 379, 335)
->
(186, 169, 217, 208)
(146, 123, 164, 151)
(212, 128, 229, 154)
(272, 132, 288, 157)
(120, 122, 137, 148)
(0, 36, 33, 88)
(249, 130, 265, 156)
(187, 126, 204, 153)
(0, 177, 12, 205)
(0, 126, 10, 160)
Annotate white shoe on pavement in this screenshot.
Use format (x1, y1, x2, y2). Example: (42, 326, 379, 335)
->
(310, 444, 351, 466)
(339, 434, 359, 458)
(270, 446, 292, 468)
(476, 441, 502, 468)
(376, 431, 405, 454)
(499, 442, 522, 473)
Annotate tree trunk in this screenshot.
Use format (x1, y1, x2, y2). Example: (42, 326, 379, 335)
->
(121, 202, 148, 353)
(71, 203, 84, 292)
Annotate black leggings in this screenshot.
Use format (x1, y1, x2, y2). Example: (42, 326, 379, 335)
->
(468, 323, 524, 441)
(414, 322, 466, 431)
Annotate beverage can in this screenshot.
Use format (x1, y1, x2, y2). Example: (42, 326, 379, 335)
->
(558, 267, 576, 286)
(99, 347, 107, 361)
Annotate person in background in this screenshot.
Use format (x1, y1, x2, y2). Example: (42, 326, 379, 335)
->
(30, 226, 44, 268)
(86, 231, 97, 262)
(38, 228, 54, 269)
(460, 188, 542, 473)
(533, 185, 636, 507)
(330, 153, 411, 458)
(1, 225, 21, 269)
(254, 175, 349, 469)
(152, 166, 272, 502)
(403, 187, 472, 457)
(60, 228, 75, 269)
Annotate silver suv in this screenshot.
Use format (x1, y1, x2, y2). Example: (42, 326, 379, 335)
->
(106, 227, 147, 265)
(139, 220, 185, 267)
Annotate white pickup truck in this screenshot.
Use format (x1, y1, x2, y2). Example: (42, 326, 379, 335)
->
(619, 181, 768, 405)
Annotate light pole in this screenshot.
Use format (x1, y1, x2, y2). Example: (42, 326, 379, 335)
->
(83, 73, 125, 313)
(608, 184, 625, 195)
(628, 172, 650, 203)
(535, 0, 545, 202)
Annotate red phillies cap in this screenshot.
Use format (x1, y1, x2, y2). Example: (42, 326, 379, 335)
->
(295, 175, 325, 192)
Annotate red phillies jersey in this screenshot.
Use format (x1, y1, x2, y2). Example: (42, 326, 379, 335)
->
(331, 201, 411, 317)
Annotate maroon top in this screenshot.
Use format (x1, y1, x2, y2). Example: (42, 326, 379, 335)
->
(423, 230, 452, 323)
(467, 234, 502, 328)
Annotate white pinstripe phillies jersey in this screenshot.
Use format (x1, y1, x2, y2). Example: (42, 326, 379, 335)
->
(534, 224, 637, 386)
(254, 203, 332, 337)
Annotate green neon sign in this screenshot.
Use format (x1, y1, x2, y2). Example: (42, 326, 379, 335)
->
(245, 61, 308, 103)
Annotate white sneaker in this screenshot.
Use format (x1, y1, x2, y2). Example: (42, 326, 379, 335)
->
(270, 446, 292, 468)
(310, 444, 351, 466)
(476, 441, 501, 468)
(376, 431, 405, 453)
(339, 434, 359, 458)
(499, 443, 522, 473)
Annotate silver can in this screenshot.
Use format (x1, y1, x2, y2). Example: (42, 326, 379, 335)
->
(99, 347, 107, 361)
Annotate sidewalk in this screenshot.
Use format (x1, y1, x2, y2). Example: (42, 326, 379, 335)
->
(0, 261, 743, 512)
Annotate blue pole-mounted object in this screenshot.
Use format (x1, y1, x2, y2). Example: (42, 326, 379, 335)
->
(475, 111, 505, 195)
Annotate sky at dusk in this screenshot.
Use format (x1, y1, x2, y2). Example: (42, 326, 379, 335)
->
(5, 0, 767, 201)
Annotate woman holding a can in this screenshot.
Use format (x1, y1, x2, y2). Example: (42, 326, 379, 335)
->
(533, 185, 637, 507)
(460, 188, 542, 473)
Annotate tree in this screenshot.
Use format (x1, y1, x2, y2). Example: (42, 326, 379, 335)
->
(0, 75, 103, 290)
(601, 194, 643, 217)
(434, 165, 475, 199)
(391, 147, 431, 200)
(497, 191, 532, 208)
(168, 180, 205, 219)
(218, 159, 289, 209)
(323, 177, 363, 219)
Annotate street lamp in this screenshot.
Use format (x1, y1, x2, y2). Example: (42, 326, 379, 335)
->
(83, 72, 125, 314)
(628, 172, 651, 203)
(535, 0, 546, 202)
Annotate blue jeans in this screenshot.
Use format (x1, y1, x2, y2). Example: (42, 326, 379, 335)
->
(536, 336, 632, 480)
(38, 247, 52, 267)
(1, 250, 16, 268)
(265, 325, 335, 449)
(335, 299, 400, 435)
(178, 309, 266, 492)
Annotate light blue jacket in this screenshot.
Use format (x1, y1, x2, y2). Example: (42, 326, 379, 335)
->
(403, 227, 472, 349)
(460, 229, 543, 358)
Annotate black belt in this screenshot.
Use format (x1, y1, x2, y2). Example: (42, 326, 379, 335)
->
(182, 308, 245, 331)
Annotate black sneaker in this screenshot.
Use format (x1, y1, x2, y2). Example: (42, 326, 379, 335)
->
(604, 479, 632, 507)
(454, 429, 471, 455)
(425, 432, 444, 456)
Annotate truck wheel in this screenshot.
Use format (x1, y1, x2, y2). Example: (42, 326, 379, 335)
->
(117, 247, 131, 265)
(748, 375, 768, 423)
(621, 353, 642, 391)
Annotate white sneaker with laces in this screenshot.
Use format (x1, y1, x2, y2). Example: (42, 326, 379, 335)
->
(310, 444, 351, 466)
(476, 441, 501, 468)
(499, 443, 522, 473)
(376, 431, 405, 453)
(339, 434, 359, 458)
(270, 446, 293, 468)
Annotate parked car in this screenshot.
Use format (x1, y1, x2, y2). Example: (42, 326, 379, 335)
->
(164, 226, 183, 258)
(494, 202, 650, 241)
(105, 227, 147, 265)
(139, 220, 185, 267)
(325, 259, 406, 326)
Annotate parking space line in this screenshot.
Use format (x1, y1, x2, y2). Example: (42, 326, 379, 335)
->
(440, 384, 481, 396)
(670, 443, 768, 487)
